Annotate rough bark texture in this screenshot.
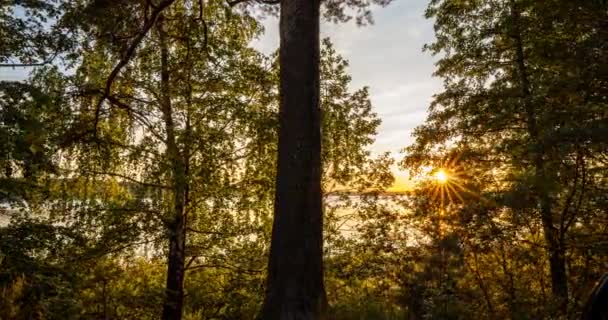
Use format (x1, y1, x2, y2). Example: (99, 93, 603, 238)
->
(510, 1, 568, 310)
(158, 16, 188, 320)
(259, 0, 327, 318)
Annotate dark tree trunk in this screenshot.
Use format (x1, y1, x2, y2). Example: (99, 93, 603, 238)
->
(259, 0, 327, 318)
(158, 16, 187, 320)
(162, 208, 186, 320)
(510, 0, 568, 311)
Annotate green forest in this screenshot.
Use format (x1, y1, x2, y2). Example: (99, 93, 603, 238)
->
(0, 0, 606, 319)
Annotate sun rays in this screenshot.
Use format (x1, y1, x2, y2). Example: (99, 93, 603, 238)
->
(426, 155, 480, 208)
(434, 169, 449, 184)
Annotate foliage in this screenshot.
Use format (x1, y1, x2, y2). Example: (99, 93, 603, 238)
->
(401, 0, 608, 318)
(0, 0, 605, 319)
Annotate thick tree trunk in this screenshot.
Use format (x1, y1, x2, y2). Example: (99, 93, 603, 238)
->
(158, 16, 188, 320)
(259, 0, 327, 318)
(540, 206, 568, 309)
(510, 1, 568, 311)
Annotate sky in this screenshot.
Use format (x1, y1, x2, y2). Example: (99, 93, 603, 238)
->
(1, 1, 441, 189)
(0, 66, 28, 81)
(251, 1, 442, 188)
(252, 1, 442, 157)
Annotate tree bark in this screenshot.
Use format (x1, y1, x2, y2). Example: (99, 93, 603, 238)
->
(158, 15, 188, 320)
(259, 0, 327, 318)
(510, 1, 568, 311)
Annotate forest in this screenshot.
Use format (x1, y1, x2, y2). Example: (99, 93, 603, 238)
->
(0, 0, 606, 319)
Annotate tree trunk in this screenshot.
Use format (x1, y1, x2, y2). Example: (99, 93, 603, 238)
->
(259, 0, 327, 318)
(158, 16, 188, 320)
(500, 242, 517, 318)
(510, 0, 568, 311)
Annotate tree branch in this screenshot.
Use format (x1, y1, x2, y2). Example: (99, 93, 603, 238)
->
(93, 0, 177, 136)
(226, 0, 279, 7)
(82, 170, 171, 190)
(0, 48, 60, 68)
(185, 263, 263, 274)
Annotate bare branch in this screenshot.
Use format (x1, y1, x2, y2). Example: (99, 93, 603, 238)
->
(0, 48, 60, 68)
(226, 0, 279, 7)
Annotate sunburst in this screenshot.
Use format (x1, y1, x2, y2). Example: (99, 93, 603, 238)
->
(434, 169, 449, 184)
(427, 155, 479, 208)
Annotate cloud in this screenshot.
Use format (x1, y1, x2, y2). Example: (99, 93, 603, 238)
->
(251, 0, 442, 157)
(0, 68, 30, 81)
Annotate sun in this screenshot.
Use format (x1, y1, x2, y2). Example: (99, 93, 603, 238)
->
(434, 169, 449, 184)
(423, 157, 477, 207)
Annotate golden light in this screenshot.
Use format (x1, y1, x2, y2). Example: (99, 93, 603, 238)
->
(419, 155, 479, 207)
(434, 169, 449, 184)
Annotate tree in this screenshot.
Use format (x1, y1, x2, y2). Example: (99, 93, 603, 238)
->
(3, 1, 394, 317)
(259, 1, 325, 318)
(72, 2, 275, 318)
(1, 28, 392, 319)
(0, 0, 74, 67)
(235, 1, 392, 318)
(403, 0, 607, 316)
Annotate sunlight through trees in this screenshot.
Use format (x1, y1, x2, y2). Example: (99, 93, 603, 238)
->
(0, 0, 606, 319)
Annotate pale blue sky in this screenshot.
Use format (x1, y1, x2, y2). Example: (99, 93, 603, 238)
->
(0, 66, 29, 81)
(1, 1, 441, 164)
(252, 1, 442, 158)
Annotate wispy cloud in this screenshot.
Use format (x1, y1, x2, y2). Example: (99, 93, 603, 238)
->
(251, 0, 442, 157)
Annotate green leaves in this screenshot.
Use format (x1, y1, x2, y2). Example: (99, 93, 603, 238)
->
(402, 0, 607, 317)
